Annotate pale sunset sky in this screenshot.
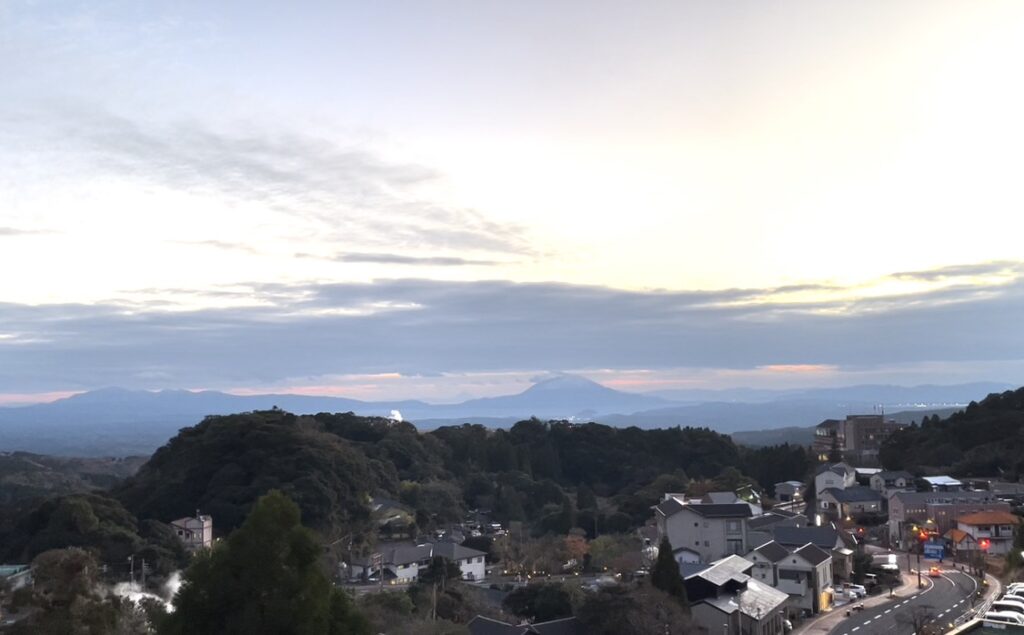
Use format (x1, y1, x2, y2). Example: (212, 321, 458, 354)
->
(2, 1, 1023, 403)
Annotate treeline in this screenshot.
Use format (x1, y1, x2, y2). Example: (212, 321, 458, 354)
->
(880, 386, 1024, 476)
(1, 410, 812, 578)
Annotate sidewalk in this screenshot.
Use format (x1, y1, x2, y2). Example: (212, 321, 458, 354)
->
(792, 573, 922, 635)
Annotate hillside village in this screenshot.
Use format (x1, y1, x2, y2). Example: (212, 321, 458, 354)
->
(2, 391, 1024, 634)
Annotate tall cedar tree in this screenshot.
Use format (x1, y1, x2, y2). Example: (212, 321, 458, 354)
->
(651, 536, 689, 610)
(160, 490, 369, 635)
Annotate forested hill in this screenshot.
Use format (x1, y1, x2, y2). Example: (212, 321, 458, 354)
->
(111, 410, 810, 544)
(880, 386, 1024, 476)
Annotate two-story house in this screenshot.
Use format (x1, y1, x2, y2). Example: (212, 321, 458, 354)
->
(955, 511, 1021, 555)
(682, 555, 789, 635)
(745, 541, 833, 617)
(656, 498, 754, 564)
(171, 511, 213, 552)
(814, 463, 856, 499)
(772, 525, 855, 582)
(869, 471, 915, 504)
(818, 486, 883, 522)
(349, 542, 487, 583)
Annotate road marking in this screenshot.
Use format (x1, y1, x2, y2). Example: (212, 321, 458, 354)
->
(852, 627, 860, 632)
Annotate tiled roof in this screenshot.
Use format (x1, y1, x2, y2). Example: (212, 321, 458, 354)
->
(944, 529, 975, 544)
(703, 492, 741, 504)
(467, 616, 527, 635)
(773, 526, 839, 550)
(655, 498, 685, 517)
(752, 541, 790, 563)
(957, 511, 1022, 526)
(794, 543, 831, 566)
(689, 555, 753, 586)
(431, 542, 487, 562)
(530, 617, 584, 635)
(686, 503, 753, 519)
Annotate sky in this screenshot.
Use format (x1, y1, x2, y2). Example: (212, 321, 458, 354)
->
(2, 1, 1024, 404)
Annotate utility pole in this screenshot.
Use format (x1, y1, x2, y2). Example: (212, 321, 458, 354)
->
(128, 555, 135, 586)
(141, 559, 147, 589)
(916, 547, 922, 588)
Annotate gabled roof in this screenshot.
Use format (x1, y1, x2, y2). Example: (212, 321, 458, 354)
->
(703, 491, 741, 504)
(820, 486, 882, 504)
(467, 616, 582, 635)
(655, 498, 685, 517)
(431, 542, 487, 562)
(679, 562, 711, 578)
(794, 543, 831, 566)
(687, 555, 753, 586)
(773, 526, 840, 550)
(751, 541, 790, 563)
(944, 529, 976, 544)
(957, 511, 1022, 526)
(530, 617, 583, 635)
(468, 616, 524, 635)
(686, 503, 753, 519)
(701, 578, 788, 619)
(874, 470, 914, 481)
(815, 462, 853, 477)
(774, 481, 805, 488)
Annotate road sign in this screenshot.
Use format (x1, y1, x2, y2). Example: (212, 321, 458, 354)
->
(923, 542, 945, 560)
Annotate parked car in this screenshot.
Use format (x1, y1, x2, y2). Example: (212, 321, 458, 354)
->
(991, 600, 1024, 615)
(984, 611, 1024, 626)
(843, 583, 867, 598)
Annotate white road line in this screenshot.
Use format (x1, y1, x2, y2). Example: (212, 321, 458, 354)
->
(884, 609, 891, 614)
(852, 627, 860, 632)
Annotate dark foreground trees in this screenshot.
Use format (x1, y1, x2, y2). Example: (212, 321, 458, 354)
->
(160, 490, 369, 635)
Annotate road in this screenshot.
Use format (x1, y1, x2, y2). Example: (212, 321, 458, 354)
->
(831, 568, 978, 635)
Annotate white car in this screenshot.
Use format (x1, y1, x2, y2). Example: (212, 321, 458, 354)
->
(1003, 594, 1024, 604)
(985, 611, 1024, 625)
(844, 584, 867, 598)
(991, 600, 1024, 615)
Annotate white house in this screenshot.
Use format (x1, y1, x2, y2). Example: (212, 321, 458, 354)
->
(745, 541, 833, 617)
(655, 498, 754, 564)
(349, 542, 487, 583)
(431, 542, 487, 581)
(814, 463, 855, 499)
(869, 471, 915, 500)
(955, 511, 1022, 556)
(774, 481, 805, 503)
(171, 511, 213, 552)
(818, 486, 883, 521)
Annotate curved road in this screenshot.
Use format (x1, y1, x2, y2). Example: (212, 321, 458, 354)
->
(831, 568, 978, 635)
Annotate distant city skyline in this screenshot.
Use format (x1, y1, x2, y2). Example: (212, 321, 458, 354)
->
(2, 1, 1023, 402)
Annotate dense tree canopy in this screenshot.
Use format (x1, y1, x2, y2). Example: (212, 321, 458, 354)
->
(880, 387, 1024, 475)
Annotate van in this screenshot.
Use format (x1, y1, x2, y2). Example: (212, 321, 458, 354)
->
(984, 611, 1024, 625)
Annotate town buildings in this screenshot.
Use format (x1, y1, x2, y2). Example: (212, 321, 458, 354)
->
(812, 415, 908, 463)
(887, 490, 1009, 547)
(745, 541, 834, 617)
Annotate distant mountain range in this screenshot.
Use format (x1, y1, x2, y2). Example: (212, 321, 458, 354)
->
(0, 377, 1013, 456)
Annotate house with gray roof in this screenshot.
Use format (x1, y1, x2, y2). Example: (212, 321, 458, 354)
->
(467, 616, 582, 635)
(745, 541, 834, 617)
(656, 498, 755, 564)
(348, 541, 487, 583)
(683, 554, 788, 635)
(818, 486, 883, 521)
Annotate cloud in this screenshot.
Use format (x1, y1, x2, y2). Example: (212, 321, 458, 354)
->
(298, 251, 504, 266)
(890, 260, 1024, 281)
(0, 227, 50, 236)
(8, 105, 533, 255)
(1, 273, 1023, 393)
